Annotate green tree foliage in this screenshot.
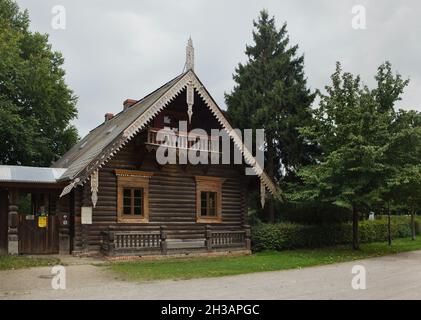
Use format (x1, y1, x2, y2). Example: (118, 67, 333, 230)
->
(290, 62, 409, 249)
(0, 0, 78, 166)
(382, 109, 421, 239)
(225, 10, 315, 222)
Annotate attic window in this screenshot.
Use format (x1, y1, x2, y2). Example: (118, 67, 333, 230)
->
(107, 125, 117, 134)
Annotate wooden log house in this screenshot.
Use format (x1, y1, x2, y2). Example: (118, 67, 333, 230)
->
(0, 39, 278, 257)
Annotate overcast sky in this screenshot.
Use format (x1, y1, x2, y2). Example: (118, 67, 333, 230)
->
(16, 0, 421, 137)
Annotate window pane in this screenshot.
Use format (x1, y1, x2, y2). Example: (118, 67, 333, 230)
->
(134, 189, 143, 199)
(123, 197, 131, 207)
(121, 186, 146, 217)
(208, 207, 216, 216)
(201, 192, 206, 203)
(208, 192, 217, 216)
(201, 200, 207, 210)
(209, 193, 216, 208)
(200, 191, 217, 217)
(134, 197, 142, 207)
(200, 192, 207, 216)
(123, 206, 131, 215)
(201, 206, 207, 216)
(123, 189, 131, 198)
(134, 206, 142, 216)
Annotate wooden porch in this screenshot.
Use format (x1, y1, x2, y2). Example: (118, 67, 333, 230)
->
(0, 184, 70, 255)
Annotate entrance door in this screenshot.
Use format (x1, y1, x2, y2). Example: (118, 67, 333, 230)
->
(0, 189, 8, 254)
(18, 193, 59, 254)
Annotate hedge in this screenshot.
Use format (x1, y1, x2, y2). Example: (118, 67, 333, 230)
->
(251, 216, 420, 252)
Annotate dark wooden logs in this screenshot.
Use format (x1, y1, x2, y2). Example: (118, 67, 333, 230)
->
(74, 136, 249, 254)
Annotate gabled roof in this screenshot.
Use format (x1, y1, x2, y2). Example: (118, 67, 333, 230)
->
(55, 70, 280, 197)
(53, 73, 184, 180)
(0, 165, 66, 183)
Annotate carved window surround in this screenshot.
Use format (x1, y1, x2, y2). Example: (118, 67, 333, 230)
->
(195, 176, 224, 223)
(115, 170, 153, 223)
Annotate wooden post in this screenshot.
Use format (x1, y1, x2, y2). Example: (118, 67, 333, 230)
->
(160, 226, 167, 255)
(244, 225, 251, 251)
(58, 194, 70, 254)
(205, 225, 212, 251)
(7, 188, 19, 255)
(108, 226, 115, 256)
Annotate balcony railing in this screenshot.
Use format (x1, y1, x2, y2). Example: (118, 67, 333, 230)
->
(146, 127, 220, 153)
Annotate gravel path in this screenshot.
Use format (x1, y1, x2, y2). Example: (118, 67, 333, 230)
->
(1, 250, 421, 300)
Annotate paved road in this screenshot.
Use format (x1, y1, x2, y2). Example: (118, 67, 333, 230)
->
(1, 251, 421, 300)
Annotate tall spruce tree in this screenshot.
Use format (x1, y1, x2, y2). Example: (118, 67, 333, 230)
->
(225, 10, 315, 222)
(0, 0, 78, 166)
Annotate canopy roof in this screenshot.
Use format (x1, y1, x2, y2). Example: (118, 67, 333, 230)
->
(0, 165, 66, 184)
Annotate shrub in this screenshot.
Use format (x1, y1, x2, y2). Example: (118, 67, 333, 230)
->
(251, 217, 416, 252)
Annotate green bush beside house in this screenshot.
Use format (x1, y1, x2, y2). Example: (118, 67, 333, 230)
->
(251, 216, 420, 252)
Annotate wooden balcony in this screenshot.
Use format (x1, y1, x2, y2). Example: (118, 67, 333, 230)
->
(146, 127, 220, 153)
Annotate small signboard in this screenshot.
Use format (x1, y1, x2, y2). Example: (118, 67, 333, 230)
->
(81, 207, 93, 225)
(25, 215, 35, 221)
(38, 216, 47, 228)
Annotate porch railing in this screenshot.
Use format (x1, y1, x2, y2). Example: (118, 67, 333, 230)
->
(146, 127, 220, 153)
(101, 225, 250, 256)
(101, 227, 167, 256)
(205, 226, 251, 250)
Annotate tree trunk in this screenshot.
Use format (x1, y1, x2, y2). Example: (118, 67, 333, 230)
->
(411, 209, 416, 241)
(352, 205, 360, 250)
(388, 202, 392, 246)
(267, 201, 275, 223)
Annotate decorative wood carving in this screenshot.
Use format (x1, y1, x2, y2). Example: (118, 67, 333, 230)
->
(195, 176, 225, 224)
(60, 178, 80, 197)
(185, 37, 194, 71)
(90, 169, 98, 208)
(60, 70, 279, 199)
(115, 170, 153, 223)
(187, 80, 194, 122)
(114, 169, 153, 178)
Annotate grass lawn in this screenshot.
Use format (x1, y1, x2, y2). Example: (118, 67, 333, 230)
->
(0, 256, 60, 271)
(109, 236, 421, 281)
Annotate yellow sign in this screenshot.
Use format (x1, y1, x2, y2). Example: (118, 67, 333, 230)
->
(38, 216, 47, 228)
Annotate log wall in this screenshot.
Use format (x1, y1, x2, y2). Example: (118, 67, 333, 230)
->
(72, 137, 248, 253)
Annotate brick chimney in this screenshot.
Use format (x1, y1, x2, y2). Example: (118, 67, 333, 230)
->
(123, 99, 137, 110)
(104, 113, 114, 122)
